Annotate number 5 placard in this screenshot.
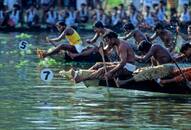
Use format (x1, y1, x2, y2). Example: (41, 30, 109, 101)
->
(19, 41, 28, 50)
(40, 68, 54, 82)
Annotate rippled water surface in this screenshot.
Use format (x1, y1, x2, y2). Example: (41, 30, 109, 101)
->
(0, 32, 191, 130)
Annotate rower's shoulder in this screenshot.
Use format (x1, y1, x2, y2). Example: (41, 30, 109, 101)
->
(165, 29, 173, 34)
(121, 40, 130, 48)
(66, 27, 77, 34)
(152, 44, 162, 49)
(105, 28, 113, 33)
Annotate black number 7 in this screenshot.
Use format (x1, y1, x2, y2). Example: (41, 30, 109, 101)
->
(43, 71, 50, 80)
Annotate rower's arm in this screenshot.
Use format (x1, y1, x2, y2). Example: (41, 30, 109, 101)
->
(49, 29, 68, 42)
(149, 32, 157, 41)
(140, 46, 155, 62)
(178, 32, 189, 41)
(123, 31, 134, 40)
(88, 33, 99, 44)
(109, 46, 127, 74)
(174, 54, 186, 62)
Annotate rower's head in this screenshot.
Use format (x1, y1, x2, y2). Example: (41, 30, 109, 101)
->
(123, 23, 135, 34)
(94, 21, 104, 33)
(56, 21, 66, 32)
(138, 40, 152, 53)
(103, 31, 118, 47)
(188, 25, 191, 35)
(180, 43, 191, 57)
(154, 23, 164, 33)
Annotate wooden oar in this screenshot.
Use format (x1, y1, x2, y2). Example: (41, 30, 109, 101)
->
(99, 42, 109, 87)
(46, 37, 57, 47)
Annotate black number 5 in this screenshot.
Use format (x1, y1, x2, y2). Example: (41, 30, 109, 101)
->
(20, 42, 27, 49)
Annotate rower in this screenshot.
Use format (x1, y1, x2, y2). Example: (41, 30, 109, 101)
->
(86, 21, 119, 61)
(176, 43, 191, 61)
(37, 21, 95, 58)
(177, 25, 191, 42)
(147, 23, 175, 52)
(69, 31, 137, 83)
(137, 40, 172, 65)
(122, 23, 148, 45)
(67, 21, 113, 59)
(86, 21, 112, 47)
(159, 67, 191, 84)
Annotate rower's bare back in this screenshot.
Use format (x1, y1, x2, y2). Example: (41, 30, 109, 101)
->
(134, 30, 147, 44)
(117, 40, 136, 63)
(159, 30, 173, 47)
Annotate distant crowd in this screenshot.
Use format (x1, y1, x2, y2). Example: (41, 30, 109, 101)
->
(0, 0, 190, 31)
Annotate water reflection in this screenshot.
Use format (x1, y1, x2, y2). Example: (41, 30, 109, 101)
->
(0, 32, 191, 130)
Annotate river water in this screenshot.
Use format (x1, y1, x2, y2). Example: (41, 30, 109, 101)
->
(0, 32, 191, 130)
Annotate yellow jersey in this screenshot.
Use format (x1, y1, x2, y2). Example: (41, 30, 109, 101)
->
(65, 30, 82, 46)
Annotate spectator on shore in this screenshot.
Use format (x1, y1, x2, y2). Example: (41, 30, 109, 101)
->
(0, 4, 5, 26)
(127, 3, 140, 26)
(179, 3, 191, 26)
(58, 7, 68, 21)
(155, 0, 167, 23)
(139, 6, 155, 30)
(40, 0, 54, 24)
(94, 8, 107, 26)
(76, 3, 89, 24)
(142, 0, 152, 8)
(4, 0, 19, 10)
(22, 0, 37, 9)
(25, 4, 39, 28)
(169, 9, 178, 26)
(88, 6, 96, 22)
(65, 7, 77, 27)
(46, 5, 58, 28)
(8, 4, 21, 27)
(152, 0, 159, 7)
(178, 0, 189, 12)
(76, 0, 87, 10)
(118, 4, 127, 21)
(111, 7, 121, 29)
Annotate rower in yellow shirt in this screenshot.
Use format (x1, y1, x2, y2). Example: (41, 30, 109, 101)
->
(37, 21, 96, 58)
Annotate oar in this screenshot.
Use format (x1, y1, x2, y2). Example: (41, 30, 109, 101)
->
(46, 37, 57, 47)
(173, 26, 191, 89)
(99, 42, 109, 87)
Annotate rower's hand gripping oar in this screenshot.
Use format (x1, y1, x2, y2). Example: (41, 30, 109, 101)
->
(46, 37, 57, 47)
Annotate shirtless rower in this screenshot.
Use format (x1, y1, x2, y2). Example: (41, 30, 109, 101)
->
(177, 25, 191, 42)
(176, 43, 191, 61)
(137, 41, 172, 65)
(147, 23, 175, 52)
(159, 67, 191, 84)
(37, 21, 96, 58)
(64, 31, 137, 83)
(122, 23, 148, 45)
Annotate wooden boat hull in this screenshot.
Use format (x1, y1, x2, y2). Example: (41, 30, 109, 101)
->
(84, 79, 191, 94)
